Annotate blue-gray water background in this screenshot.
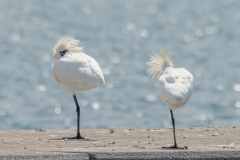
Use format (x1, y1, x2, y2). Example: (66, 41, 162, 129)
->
(0, 0, 240, 130)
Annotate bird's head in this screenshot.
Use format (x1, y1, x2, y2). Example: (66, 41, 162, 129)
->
(53, 35, 84, 60)
(147, 49, 174, 79)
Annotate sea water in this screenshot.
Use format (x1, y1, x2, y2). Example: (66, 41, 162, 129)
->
(0, 0, 240, 130)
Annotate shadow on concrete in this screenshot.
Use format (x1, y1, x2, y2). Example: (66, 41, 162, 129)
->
(48, 138, 98, 141)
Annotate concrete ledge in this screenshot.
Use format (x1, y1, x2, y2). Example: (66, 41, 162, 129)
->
(0, 127, 240, 159)
(0, 153, 89, 160)
(1, 151, 240, 160)
(89, 151, 240, 159)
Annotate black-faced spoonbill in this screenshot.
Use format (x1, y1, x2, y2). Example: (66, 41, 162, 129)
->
(52, 36, 105, 139)
(147, 49, 194, 149)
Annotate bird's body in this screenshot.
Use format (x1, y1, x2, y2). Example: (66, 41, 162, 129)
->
(52, 36, 104, 139)
(52, 52, 104, 95)
(158, 67, 193, 110)
(147, 49, 193, 149)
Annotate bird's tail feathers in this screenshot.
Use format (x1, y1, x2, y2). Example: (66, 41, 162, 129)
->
(146, 49, 174, 79)
(53, 35, 83, 59)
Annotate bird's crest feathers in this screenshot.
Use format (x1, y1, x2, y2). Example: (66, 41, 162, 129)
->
(53, 35, 83, 60)
(147, 49, 174, 79)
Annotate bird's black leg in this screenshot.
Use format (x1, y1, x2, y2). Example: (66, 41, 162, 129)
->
(170, 109, 177, 148)
(73, 95, 84, 139)
(62, 95, 84, 140)
(162, 110, 187, 150)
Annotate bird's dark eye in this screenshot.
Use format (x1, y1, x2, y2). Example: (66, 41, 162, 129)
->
(60, 50, 68, 57)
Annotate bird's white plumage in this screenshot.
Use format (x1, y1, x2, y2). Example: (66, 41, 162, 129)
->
(52, 36, 105, 95)
(158, 67, 193, 110)
(52, 52, 104, 95)
(147, 49, 194, 110)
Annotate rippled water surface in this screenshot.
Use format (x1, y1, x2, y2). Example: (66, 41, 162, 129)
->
(0, 0, 240, 130)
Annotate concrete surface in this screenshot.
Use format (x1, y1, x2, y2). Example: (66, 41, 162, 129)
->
(0, 127, 240, 159)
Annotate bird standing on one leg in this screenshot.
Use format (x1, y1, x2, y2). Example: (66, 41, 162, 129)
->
(52, 36, 105, 139)
(147, 49, 194, 149)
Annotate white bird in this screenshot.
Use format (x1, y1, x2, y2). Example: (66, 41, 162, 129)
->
(52, 36, 105, 139)
(147, 49, 194, 149)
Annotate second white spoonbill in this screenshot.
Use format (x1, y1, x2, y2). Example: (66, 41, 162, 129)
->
(147, 49, 194, 149)
(52, 36, 105, 139)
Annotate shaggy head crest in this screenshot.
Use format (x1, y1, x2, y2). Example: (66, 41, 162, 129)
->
(146, 49, 174, 79)
(53, 35, 84, 60)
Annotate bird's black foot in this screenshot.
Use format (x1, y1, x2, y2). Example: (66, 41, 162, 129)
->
(62, 135, 84, 140)
(162, 145, 188, 150)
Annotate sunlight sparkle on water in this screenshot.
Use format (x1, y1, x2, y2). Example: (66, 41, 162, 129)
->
(169, 16, 177, 24)
(185, 20, 193, 27)
(106, 83, 113, 89)
(149, 5, 158, 14)
(64, 118, 71, 127)
(234, 84, 240, 91)
(135, 61, 142, 68)
(216, 84, 225, 91)
(183, 35, 191, 43)
(235, 101, 240, 108)
(81, 100, 88, 107)
(23, 3, 31, 12)
(41, 54, 51, 62)
(194, 70, 201, 77)
(194, 113, 214, 124)
(140, 29, 149, 38)
(195, 29, 203, 37)
(84, 6, 92, 15)
(110, 56, 121, 64)
(136, 112, 143, 118)
(11, 33, 20, 42)
(205, 26, 218, 35)
(21, 121, 27, 127)
(42, 70, 49, 77)
(211, 14, 219, 22)
(126, 22, 136, 31)
(163, 121, 171, 128)
(188, 57, 196, 64)
(92, 103, 100, 110)
(102, 68, 111, 75)
(221, 101, 228, 107)
(55, 107, 61, 114)
(35, 85, 46, 92)
(142, 77, 149, 83)
(145, 95, 157, 102)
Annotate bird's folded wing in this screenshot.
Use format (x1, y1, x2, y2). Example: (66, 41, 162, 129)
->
(89, 61, 105, 85)
(52, 53, 104, 86)
(159, 68, 193, 104)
